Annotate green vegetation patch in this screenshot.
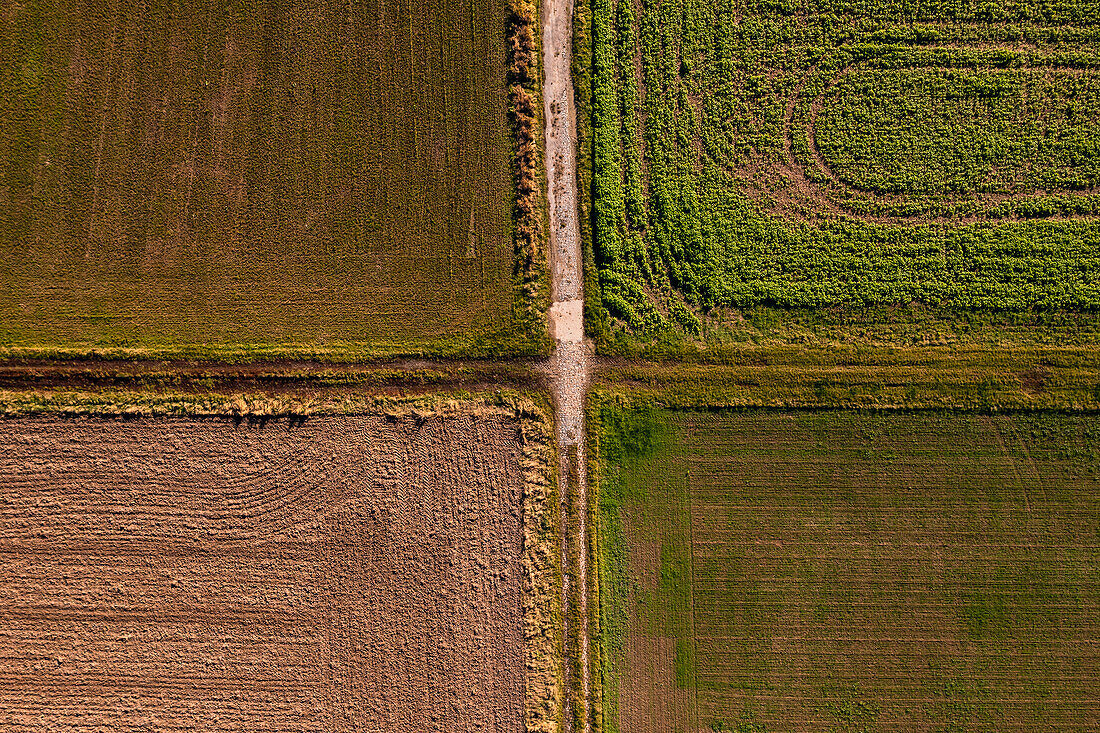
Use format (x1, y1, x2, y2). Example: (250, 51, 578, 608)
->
(816, 67, 1100, 196)
(583, 0, 1100, 349)
(595, 404, 1100, 732)
(0, 0, 544, 359)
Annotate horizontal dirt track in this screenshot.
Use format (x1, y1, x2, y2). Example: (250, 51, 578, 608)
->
(0, 358, 544, 396)
(0, 413, 526, 732)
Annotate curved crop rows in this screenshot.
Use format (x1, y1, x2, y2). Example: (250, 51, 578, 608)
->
(0, 413, 531, 732)
(585, 0, 1100, 342)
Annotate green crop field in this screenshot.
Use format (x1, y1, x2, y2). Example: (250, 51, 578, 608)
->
(579, 0, 1100, 349)
(0, 0, 543, 359)
(595, 406, 1100, 731)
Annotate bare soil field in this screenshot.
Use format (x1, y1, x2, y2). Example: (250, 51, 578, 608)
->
(0, 410, 541, 731)
(596, 407, 1100, 732)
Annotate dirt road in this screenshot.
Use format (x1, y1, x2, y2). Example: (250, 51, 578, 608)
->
(541, 0, 592, 727)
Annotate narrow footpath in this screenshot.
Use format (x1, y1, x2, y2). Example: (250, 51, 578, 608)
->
(541, 0, 593, 728)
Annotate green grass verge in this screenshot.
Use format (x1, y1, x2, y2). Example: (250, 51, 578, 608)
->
(592, 401, 1100, 732)
(592, 401, 692, 733)
(596, 344, 1100, 412)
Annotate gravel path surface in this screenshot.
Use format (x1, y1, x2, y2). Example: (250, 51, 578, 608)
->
(541, 0, 593, 728)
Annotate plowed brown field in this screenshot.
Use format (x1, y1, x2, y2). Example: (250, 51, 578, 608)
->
(0, 413, 526, 731)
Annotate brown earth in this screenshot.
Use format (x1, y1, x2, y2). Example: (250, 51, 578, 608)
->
(620, 635, 694, 733)
(0, 413, 528, 731)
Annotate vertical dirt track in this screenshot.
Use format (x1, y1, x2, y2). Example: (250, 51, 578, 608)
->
(0, 415, 525, 732)
(542, 0, 592, 726)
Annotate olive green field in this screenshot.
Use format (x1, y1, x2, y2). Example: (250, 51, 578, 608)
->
(0, 0, 541, 360)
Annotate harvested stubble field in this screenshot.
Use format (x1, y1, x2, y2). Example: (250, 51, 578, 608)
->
(578, 0, 1100, 349)
(596, 407, 1100, 732)
(0, 408, 553, 731)
(0, 0, 534, 358)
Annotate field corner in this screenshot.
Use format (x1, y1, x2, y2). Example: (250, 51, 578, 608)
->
(0, 386, 566, 730)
